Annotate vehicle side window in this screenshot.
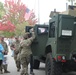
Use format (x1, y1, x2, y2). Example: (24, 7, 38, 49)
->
(37, 27, 48, 34)
(25, 26, 33, 32)
(49, 22, 55, 37)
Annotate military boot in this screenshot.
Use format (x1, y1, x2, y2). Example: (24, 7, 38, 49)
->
(0, 70, 3, 74)
(3, 65, 10, 73)
(4, 70, 10, 73)
(0, 66, 3, 74)
(30, 72, 35, 75)
(24, 73, 29, 75)
(17, 68, 20, 72)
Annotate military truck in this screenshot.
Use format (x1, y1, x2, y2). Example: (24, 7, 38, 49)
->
(45, 14, 76, 75)
(25, 14, 76, 75)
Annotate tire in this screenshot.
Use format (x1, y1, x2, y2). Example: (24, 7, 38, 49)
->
(45, 53, 62, 75)
(33, 59, 40, 69)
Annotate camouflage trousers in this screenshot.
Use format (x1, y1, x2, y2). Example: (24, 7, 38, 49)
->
(20, 55, 30, 75)
(14, 55, 21, 70)
(3, 55, 8, 71)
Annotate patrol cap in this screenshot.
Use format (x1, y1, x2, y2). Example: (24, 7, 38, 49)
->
(23, 32, 30, 39)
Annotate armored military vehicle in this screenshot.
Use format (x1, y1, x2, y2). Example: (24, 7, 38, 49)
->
(25, 24, 48, 68)
(25, 14, 76, 75)
(45, 14, 76, 75)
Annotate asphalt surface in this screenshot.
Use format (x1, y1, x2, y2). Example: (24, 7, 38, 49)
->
(2, 54, 45, 75)
(1, 46, 76, 75)
(2, 46, 45, 75)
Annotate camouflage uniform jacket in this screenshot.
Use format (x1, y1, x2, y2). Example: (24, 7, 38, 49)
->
(11, 41, 20, 55)
(20, 32, 35, 58)
(1, 41, 8, 55)
(10, 41, 20, 60)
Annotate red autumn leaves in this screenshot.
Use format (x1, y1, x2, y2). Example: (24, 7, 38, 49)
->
(0, 0, 37, 32)
(0, 20, 15, 32)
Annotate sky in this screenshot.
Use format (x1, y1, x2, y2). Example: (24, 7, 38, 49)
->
(0, 0, 71, 24)
(22, 0, 67, 24)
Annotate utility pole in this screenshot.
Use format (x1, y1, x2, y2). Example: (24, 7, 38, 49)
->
(66, 3, 68, 10)
(38, 0, 40, 24)
(71, 0, 73, 5)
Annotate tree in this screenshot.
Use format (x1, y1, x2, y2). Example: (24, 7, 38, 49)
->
(4, 0, 37, 35)
(0, 0, 37, 37)
(0, 2, 15, 37)
(0, 2, 5, 19)
(4, 0, 37, 25)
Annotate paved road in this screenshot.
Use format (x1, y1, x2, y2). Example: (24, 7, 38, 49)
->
(2, 47, 76, 75)
(2, 47, 45, 75)
(2, 53, 45, 75)
(2, 55, 76, 75)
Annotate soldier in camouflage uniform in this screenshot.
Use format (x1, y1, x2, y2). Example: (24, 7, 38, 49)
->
(10, 36, 21, 72)
(20, 28, 35, 75)
(0, 36, 10, 73)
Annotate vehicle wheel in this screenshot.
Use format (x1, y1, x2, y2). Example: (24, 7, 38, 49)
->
(33, 59, 40, 69)
(45, 53, 62, 75)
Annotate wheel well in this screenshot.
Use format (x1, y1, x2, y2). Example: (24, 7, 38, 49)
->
(45, 45, 52, 55)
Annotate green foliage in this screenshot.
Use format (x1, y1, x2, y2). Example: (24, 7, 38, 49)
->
(0, 0, 37, 37)
(2, 31, 15, 37)
(15, 21, 29, 35)
(0, 2, 5, 19)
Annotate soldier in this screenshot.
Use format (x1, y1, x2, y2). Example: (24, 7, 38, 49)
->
(0, 35, 10, 73)
(20, 28, 35, 75)
(10, 36, 21, 72)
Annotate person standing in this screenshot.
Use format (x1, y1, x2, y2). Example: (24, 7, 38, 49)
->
(0, 35, 10, 73)
(0, 40, 4, 74)
(20, 28, 35, 75)
(10, 36, 21, 72)
(30, 54, 34, 75)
